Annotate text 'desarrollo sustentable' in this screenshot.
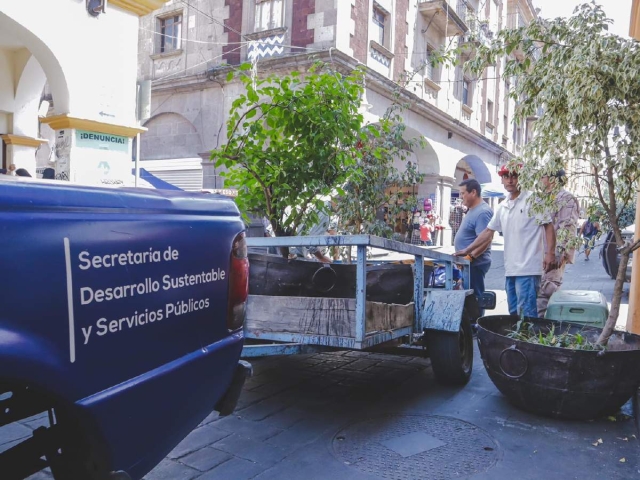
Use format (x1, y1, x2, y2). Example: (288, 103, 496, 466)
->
(79, 268, 226, 305)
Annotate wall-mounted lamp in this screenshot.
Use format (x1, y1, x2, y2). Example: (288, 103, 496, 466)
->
(447, 131, 453, 139)
(87, 0, 106, 17)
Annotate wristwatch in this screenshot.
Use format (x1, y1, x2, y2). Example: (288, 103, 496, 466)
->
(464, 254, 475, 262)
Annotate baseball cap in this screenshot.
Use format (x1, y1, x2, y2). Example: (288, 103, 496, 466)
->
(498, 163, 522, 177)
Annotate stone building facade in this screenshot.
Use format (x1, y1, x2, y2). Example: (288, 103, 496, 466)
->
(137, 0, 541, 243)
(0, 0, 170, 186)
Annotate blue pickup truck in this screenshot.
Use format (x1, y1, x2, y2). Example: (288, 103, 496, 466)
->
(0, 177, 251, 479)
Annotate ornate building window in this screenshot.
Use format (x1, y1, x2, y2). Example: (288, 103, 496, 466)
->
(255, 0, 284, 32)
(157, 14, 182, 54)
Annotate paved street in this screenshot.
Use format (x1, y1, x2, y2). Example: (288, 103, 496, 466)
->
(9, 236, 638, 480)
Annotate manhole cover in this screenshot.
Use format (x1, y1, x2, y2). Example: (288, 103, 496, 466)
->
(332, 415, 499, 480)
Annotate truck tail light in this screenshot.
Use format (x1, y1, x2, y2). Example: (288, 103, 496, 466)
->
(227, 231, 249, 331)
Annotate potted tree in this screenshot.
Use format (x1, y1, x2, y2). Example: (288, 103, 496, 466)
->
(456, 3, 640, 419)
(211, 62, 427, 304)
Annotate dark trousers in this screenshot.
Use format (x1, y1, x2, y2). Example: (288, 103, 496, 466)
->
(471, 263, 491, 317)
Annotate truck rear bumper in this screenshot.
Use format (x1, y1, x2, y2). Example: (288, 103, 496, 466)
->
(215, 360, 252, 416)
(75, 333, 248, 480)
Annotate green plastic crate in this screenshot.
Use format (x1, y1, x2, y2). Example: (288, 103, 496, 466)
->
(544, 290, 609, 328)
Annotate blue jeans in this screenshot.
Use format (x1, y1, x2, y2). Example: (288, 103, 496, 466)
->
(505, 275, 541, 318)
(471, 263, 491, 317)
(470, 263, 490, 298)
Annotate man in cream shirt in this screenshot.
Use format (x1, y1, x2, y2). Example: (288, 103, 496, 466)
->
(455, 164, 557, 318)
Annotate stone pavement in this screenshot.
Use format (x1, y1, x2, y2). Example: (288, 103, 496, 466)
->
(9, 236, 638, 480)
(141, 236, 637, 480)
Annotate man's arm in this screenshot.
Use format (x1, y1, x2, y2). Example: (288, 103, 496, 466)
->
(543, 222, 557, 272)
(313, 250, 332, 263)
(455, 228, 495, 257)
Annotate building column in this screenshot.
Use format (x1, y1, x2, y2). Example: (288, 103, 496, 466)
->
(438, 176, 454, 247)
(40, 115, 144, 185)
(200, 152, 224, 189)
(0, 134, 47, 175)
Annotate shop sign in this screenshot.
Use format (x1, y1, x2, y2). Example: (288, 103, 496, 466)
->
(76, 130, 129, 152)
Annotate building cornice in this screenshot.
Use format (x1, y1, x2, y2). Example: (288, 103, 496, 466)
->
(40, 115, 146, 137)
(1, 134, 48, 148)
(149, 50, 512, 157)
(109, 0, 170, 16)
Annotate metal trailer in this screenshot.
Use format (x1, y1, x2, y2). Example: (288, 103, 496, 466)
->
(242, 235, 493, 385)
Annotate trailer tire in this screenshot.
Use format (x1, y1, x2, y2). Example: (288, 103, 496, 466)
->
(426, 313, 473, 386)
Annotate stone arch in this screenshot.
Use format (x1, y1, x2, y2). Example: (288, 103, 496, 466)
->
(458, 155, 492, 184)
(0, 12, 70, 114)
(402, 126, 440, 176)
(13, 55, 47, 137)
(141, 112, 203, 160)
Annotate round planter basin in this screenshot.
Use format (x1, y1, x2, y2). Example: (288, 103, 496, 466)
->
(477, 315, 640, 420)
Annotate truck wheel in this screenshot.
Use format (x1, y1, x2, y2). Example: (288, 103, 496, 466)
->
(0, 385, 106, 480)
(426, 313, 473, 386)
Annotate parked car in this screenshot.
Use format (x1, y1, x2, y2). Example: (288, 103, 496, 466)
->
(600, 224, 634, 282)
(0, 177, 250, 480)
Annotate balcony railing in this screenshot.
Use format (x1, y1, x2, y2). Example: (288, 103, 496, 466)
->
(460, 22, 493, 47)
(418, 0, 468, 36)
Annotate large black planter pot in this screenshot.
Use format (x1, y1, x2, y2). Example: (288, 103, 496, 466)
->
(477, 315, 640, 420)
(249, 253, 434, 304)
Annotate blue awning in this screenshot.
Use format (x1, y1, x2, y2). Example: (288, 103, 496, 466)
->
(480, 183, 505, 198)
(132, 168, 183, 190)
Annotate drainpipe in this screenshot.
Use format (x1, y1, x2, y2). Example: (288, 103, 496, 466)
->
(134, 133, 140, 187)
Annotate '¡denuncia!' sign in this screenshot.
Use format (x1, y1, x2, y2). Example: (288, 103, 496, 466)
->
(76, 130, 129, 152)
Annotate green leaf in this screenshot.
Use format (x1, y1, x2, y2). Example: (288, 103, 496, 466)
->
(247, 89, 259, 103)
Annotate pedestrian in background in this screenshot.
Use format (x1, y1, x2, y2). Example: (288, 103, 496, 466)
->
(419, 217, 434, 246)
(580, 217, 600, 261)
(455, 165, 557, 318)
(537, 170, 580, 317)
(453, 179, 494, 304)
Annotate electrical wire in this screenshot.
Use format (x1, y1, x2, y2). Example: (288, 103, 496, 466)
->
(153, 44, 244, 82)
(138, 25, 327, 53)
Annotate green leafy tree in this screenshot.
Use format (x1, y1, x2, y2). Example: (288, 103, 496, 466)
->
(211, 63, 366, 247)
(461, 2, 640, 345)
(213, 61, 426, 260)
(335, 102, 425, 238)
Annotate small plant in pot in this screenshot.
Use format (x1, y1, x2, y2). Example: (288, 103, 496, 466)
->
(452, 3, 640, 419)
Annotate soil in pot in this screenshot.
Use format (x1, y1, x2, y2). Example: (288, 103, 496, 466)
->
(477, 315, 640, 420)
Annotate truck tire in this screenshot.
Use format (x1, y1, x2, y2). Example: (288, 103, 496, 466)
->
(0, 385, 107, 480)
(426, 313, 473, 386)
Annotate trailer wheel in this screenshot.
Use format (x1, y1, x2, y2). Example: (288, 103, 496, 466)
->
(426, 313, 473, 386)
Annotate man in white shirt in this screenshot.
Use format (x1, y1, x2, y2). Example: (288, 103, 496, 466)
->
(455, 164, 557, 318)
